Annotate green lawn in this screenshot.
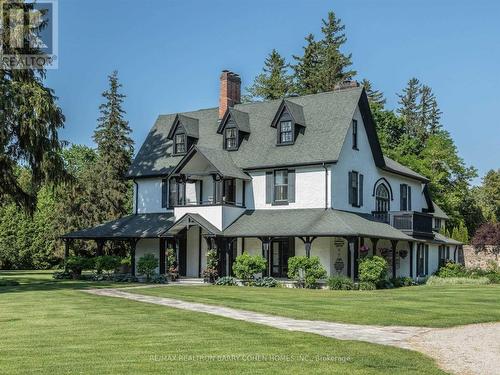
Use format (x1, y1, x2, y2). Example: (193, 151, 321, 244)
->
(135, 283, 500, 328)
(0, 271, 446, 374)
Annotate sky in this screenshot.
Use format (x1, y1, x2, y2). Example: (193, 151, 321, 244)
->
(46, 0, 500, 185)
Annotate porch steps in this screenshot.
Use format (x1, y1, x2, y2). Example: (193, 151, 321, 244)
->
(173, 278, 206, 285)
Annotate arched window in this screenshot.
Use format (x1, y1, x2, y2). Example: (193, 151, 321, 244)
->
(375, 184, 390, 212)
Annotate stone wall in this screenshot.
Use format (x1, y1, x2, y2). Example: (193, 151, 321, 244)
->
(463, 245, 499, 269)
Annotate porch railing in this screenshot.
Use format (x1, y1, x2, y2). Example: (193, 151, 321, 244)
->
(372, 211, 433, 237)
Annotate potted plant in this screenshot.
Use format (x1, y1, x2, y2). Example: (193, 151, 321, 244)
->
(166, 248, 178, 281)
(202, 249, 219, 283)
(359, 244, 369, 258)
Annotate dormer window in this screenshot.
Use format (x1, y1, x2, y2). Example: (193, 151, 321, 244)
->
(271, 100, 305, 146)
(174, 133, 186, 155)
(224, 127, 238, 150)
(279, 121, 293, 144)
(217, 108, 250, 151)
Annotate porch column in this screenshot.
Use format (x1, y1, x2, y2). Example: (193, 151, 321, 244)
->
(159, 238, 166, 274)
(409, 241, 414, 278)
(96, 239, 105, 257)
(370, 238, 379, 257)
(129, 239, 138, 277)
(353, 237, 360, 280)
(299, 236, 317, 258)
(391, 240, 398, 278)
(63, 239, 72, 272)
(259, 237, 272, 277)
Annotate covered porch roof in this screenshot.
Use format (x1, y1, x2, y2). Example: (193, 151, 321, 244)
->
(223, 208, 415, 241)
(431, 232, 462, 245)
(167, 213, 223, 236)
(61, 213, 175, 240)
(171, 145, 251, 181)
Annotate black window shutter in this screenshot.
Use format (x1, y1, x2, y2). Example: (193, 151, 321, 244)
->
(408, 186, 412, 211)
(425, 245, 429, 275)
(288, 170, 295, 203)
(400, 184, 405, 211)
(266, 172, 273, 204)
(161, 179, 167, 208)
(359, 174, 364, 207)
(348, 171, 353, 205)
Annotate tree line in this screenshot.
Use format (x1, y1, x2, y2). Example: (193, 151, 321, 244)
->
(0, 71, 133, 269)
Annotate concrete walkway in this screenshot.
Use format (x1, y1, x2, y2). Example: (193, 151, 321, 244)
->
(84, 288, 500, 375)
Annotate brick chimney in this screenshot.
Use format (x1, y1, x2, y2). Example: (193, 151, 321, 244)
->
(219, 70, 241, 119)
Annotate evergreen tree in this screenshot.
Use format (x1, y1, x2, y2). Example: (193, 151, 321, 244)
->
(91, 71, 134, 222)
(246, 49, 292, 100)
(397, 78, 421, 139)
(0, 1, 67, 213)
(361, 79, 386, 107)
(419, 85, 434, 140)
(316, 11, 356, 92)
(292, 34, 322, 95)
(428, 96, 443, 135)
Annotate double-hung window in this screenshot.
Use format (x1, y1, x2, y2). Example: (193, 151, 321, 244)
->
(174, 133, 186, 154)
(225, 128, 237, 150)
(168, 180, 185, 206)
(400, 184, 412, 211)
(274, 170, 288, 202)
(279, 121, 293, 144)
(348, 171, 363, 207)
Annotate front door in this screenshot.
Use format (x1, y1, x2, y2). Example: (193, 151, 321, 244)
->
(271, 238, 294, 278)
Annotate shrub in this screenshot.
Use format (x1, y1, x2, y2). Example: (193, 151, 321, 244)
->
(254, 277, 278, 288)
(137, 254, 158, 282)
(288, 256, 327, 288)
(66, 256, 94, 278)
(359, 281, 376, 290)
(52, 271, 72, 280)
(95, 255, 122, 275)
(327, 276, 354, 290)
(359, 256, 388, 284)
(232, 253, 266, 280)
(150, 274, 168, 284)
(376, 279, 394, 289)
(215, 276, 237, 286)
(485, 272, 500, 284)
(426, 276, 490, 286)
(391, 276, 415, 287)
(436, 262, 467, 278)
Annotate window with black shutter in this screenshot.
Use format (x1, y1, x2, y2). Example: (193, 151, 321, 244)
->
(400, 184, 411, 211)
(161, 179, 168, 208)
(352, 119, 358, 150)
(348, 171, 363, 207)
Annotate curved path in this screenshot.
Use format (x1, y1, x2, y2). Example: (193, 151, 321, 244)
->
(84, 288, 500, 375)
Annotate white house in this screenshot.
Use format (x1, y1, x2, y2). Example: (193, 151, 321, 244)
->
(63, 71, 461, 281)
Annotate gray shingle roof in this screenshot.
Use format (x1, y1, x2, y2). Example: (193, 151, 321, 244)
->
(224, 208, 414, 241)
(128, 88, 363, 177)
(432, 231, 461, 245)
(168, 213, 222, 236)
(382, 156, 429, 182)
(173, 146, 251, 181)
(283, 99, 306, 126)
(431, 202, 449, 219)
(62, 213, 175, 239)
(167, 114, 199, 139)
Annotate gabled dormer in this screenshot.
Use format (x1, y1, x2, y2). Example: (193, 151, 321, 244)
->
(167, 114, 199, 156)
(271, 99, 306, 146)
(217, 108, 250, 151)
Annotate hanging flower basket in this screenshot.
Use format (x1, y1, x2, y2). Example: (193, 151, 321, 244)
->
(399, 249, 408, 259)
